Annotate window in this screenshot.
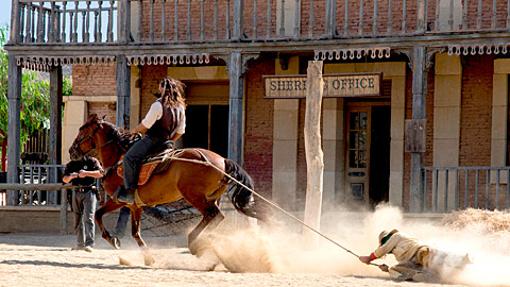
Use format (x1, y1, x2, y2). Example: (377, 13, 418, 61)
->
(348, 111, 368, 168)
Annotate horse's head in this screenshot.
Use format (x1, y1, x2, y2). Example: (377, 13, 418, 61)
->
(69, 114, 107, 161)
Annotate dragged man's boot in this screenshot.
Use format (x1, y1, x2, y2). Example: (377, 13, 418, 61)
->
(116, 186, 135, 204)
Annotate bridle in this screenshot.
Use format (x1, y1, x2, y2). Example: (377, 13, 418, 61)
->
(72, 121, 116, 158)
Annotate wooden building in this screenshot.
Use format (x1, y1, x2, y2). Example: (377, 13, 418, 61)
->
(6, 0, 510, 213)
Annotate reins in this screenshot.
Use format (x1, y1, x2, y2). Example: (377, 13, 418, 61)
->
(168, 154, 380, 267)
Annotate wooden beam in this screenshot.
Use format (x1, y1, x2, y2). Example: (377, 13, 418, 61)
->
(7, 55, 22, 206)
(7, 31, 510, 56)
(303, 60, 324, 234)
(49, 66, 62, 195)
(227, 51, 244, 163)
(116, 54, 131, 129)
(409, 46, 427, 212)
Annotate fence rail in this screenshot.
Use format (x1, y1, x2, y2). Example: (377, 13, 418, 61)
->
(422, 166, 510, 213)
(0, 182, 73, 234)
(13, 164, 65, 206)
(10, 0, 510, 45)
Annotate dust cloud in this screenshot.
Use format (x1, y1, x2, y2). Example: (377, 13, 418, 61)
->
(204, 205, 510, 286)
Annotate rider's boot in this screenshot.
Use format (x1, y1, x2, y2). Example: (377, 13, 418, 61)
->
(117, 186, 136, 204)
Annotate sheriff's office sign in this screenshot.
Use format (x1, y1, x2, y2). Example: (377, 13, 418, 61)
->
(264, 73, 381, 99)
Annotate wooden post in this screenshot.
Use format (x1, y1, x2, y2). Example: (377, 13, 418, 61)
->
(10, 0, 21, 44)
(410, 46, 427, 212)
(49, 66, 62, 167)
(48, 66, 62, 205)
(304, 61, 324, 234)
(326, 0, 336, 38)
(233, 0, 244, 40)
(417, 0, 426, 33)
(118, 0, 131, 44)
(60, 188, 68, 234)
(7, 55, 22, 206)
(116, 54, 131, 129)
(227, 51, 244, 164)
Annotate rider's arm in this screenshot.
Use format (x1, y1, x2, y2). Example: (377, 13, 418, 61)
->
(374, 234, 400, 258)
(132, 123, 148, 135)
(133, 101, 163, 134)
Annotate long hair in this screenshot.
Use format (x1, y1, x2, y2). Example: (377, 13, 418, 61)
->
(160, 77, 186, 109)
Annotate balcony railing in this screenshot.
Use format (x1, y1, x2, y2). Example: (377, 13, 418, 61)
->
(10, 0, 510, 45)
(422, 166, 510, 213)
(13, 0, 119, 44)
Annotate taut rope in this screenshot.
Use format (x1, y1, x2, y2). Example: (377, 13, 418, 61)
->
(169, 155, 380, 267)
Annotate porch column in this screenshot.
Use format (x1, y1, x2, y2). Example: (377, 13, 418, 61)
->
(227, 51, 244, 163)
(116, 55, 131, 129)
(433, 53, 461, 211)
(272, 56, 299, 210)
(410, 46, 427, 212)
(49, 66, 63, 190)
(7, 55, 22, 205)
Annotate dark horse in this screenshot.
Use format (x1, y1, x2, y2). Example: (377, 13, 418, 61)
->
(69, 114, 265, 265)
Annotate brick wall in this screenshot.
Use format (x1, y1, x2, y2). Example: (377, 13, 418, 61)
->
(459, 55, 494, 166)
(244, 56, 275, 198)
(72, 64, 117, 122)
(72, 64, 116, 98)
(140, 65, 168, 116)
(137, 1, 508, 41)
(87, 102, 117, 124)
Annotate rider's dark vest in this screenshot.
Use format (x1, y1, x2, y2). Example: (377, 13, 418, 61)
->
(146, 99, 184, 140)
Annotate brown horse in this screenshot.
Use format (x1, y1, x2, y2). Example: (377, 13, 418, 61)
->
(69, 114, 265, 265)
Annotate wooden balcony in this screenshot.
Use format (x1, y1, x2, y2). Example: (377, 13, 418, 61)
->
(7, 1, 510, 54)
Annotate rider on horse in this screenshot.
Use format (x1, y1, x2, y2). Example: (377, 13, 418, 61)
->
(117, 77, 186, 204)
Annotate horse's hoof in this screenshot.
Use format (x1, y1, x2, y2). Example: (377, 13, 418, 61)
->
(188, 240, 199, 256)
(110, 236, 121, 249)
(144, 255, 156, 266)
(142, 249, 155, 266)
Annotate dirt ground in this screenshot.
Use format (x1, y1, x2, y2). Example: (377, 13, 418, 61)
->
(2, 207, 510, 287)
(0, 233, 463, 287)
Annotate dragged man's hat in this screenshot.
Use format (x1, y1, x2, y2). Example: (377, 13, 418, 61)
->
(378, 229, 399, 246)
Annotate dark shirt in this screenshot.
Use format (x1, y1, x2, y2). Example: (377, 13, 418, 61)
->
(63, 156, 103, 187)
(146, 99, 185, 140)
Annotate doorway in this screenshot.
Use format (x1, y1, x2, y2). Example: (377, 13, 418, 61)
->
(345, 103, 390, 206)
(182, 104, 229, 158)
(369, 106, 390, 205)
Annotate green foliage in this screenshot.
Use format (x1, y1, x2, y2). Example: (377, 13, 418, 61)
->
(0, 26, 72, 146)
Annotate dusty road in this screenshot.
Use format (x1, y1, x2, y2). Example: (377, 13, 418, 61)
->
(2, 207, 510, 287)
(0, 233, 463, 287)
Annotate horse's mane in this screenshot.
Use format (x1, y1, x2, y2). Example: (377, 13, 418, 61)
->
(99, 120, 135, 151)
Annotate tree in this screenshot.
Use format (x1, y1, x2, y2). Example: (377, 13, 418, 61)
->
(0, 26, 72, 170)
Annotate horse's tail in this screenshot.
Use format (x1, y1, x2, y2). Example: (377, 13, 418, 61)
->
(224, 158, 266, 221)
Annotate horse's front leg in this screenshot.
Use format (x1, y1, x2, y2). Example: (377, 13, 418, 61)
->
(95, 199, 124, 249)
(130, 207, 155, 266)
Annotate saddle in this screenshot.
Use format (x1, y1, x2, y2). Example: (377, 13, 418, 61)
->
(116, 143, 184, 186)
